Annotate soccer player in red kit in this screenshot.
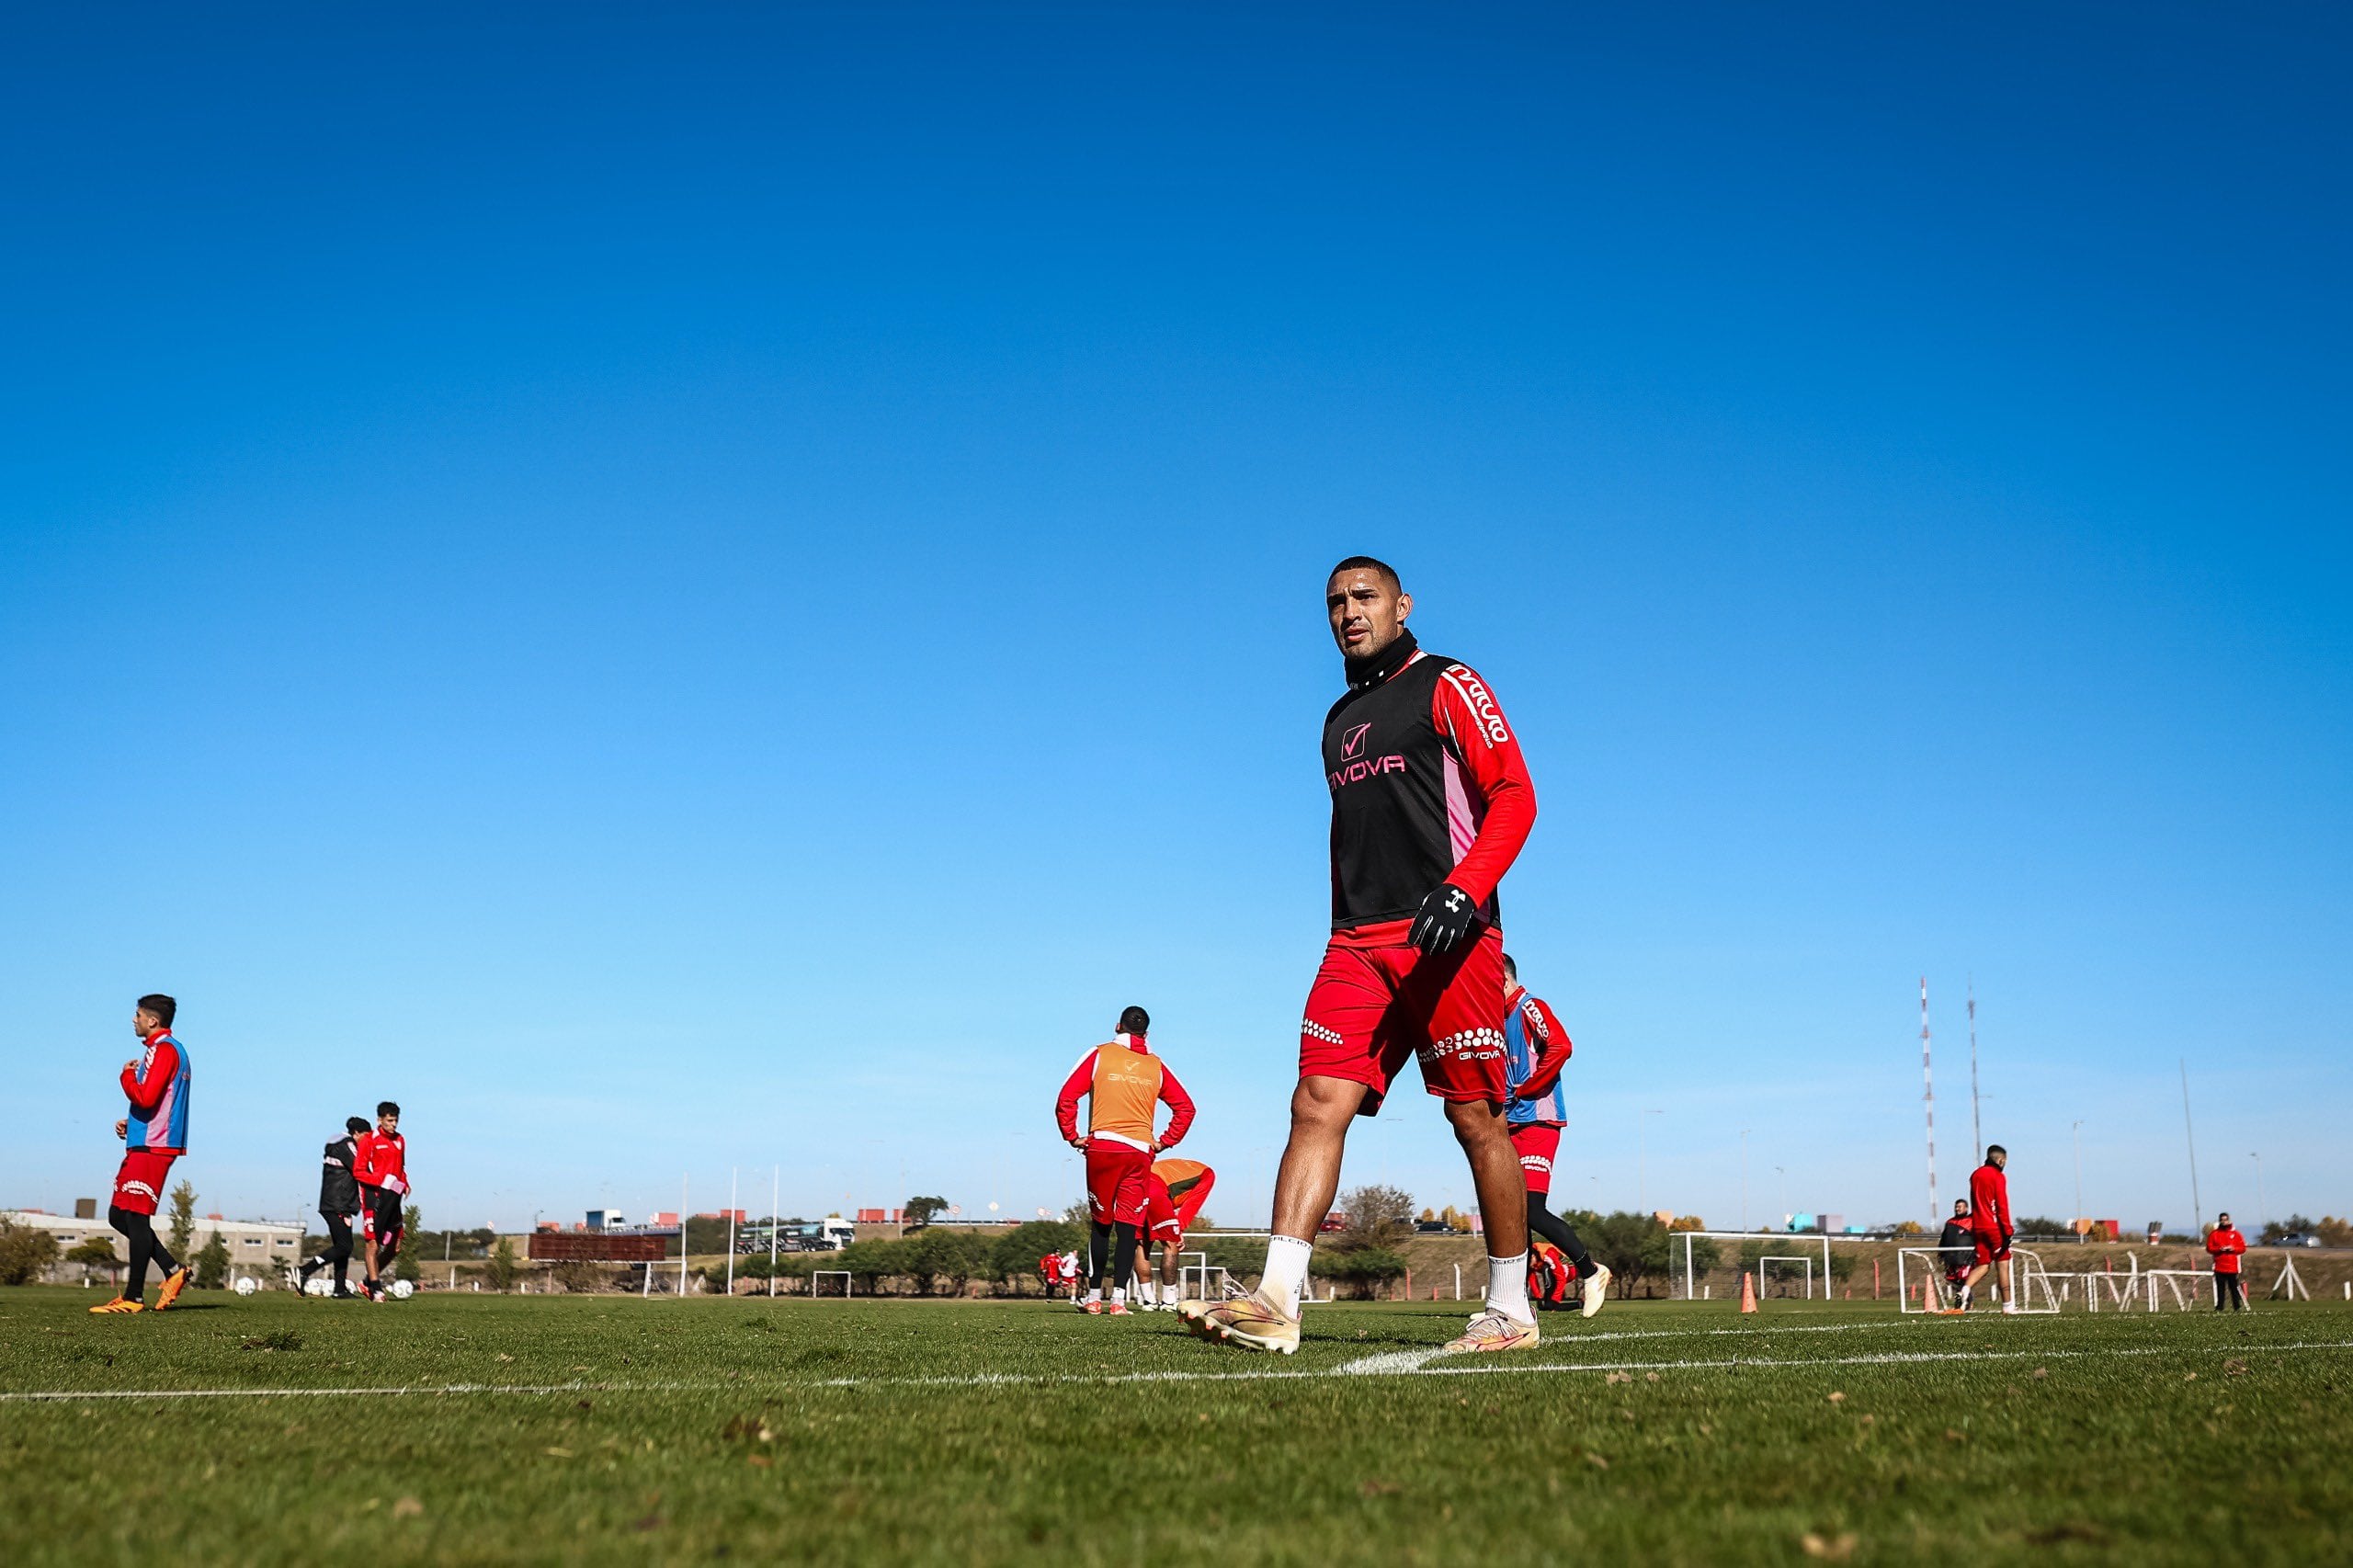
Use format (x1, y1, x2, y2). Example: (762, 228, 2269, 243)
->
(1957, 1144, 2013, 1313)
(354, 1101, 410, 1302)
(91, 994, 195, 1315)
(1189, 558, 1540, 1355)
(1502, 954, 1609, 1317)
(1055, 1006, 1194, 1314)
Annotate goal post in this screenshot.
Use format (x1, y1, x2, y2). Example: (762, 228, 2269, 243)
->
(810, 1270, 853, 1298)
(1756, 1256, 1814, 1301)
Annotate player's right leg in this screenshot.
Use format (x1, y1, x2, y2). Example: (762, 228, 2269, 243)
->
(1190, 942, 1391, 1354)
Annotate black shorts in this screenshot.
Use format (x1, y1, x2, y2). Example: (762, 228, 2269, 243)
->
(365, 1187, 405, 1246)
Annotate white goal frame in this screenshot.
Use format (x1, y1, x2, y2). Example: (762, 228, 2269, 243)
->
(1176, 1251, 1231, 1303)
(1897, 1244, 2059, 1313)
(1756, 1256, 1815, 1300)
(810, 1270, 853, 1298)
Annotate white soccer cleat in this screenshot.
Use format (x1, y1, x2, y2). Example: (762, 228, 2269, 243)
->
(1183, 1288, 1302, 1354)
(1443, 1309, 1540, 1354)
(1581, 1263, 1612, 1319)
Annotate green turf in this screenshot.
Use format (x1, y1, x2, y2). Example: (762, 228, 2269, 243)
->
(2, 1287, 2344, 1565)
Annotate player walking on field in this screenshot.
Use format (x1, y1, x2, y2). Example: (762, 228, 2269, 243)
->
(1189, 557, 1540, 1356)
(1501, 954, 1609, 1318)
(2205, 1211, 2248, 1312)
(92, 994, 194, 1315)
(1054, 1006, 1195, 1315)
(354, 1101, 410, 1302)
(1956, 1144, 2014, 1314)
(298, 1116, 370, 1299)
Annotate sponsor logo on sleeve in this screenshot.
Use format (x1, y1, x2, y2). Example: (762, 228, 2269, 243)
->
(1442, 668, 1512, 746)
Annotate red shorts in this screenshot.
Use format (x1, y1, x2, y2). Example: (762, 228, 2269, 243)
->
(1299, 923, 1507, 1113)
(1972, 1233, 2010, 1267)
(1145, 1167, 1217, 1244)
(1084, 1144, 1152, 1226)
(1508, 1122, 1562, 1196)
(111, 1149, 177, 1216)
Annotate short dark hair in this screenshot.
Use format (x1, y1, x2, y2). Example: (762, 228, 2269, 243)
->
(378, 1100, 401, 1119)
(137, 994, 176, 1027)
(1954, 1199, 1970, 1211)
(1117, 1006, 1150, 1036)
(347, 1116, 370, 1135)
(1986, 1143, 2006, 1159)
(1328, 555, 1402, 594)
(1502, 952, 1518, 983)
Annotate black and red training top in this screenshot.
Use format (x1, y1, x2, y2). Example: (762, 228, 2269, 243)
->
(1322, 630, 1537, 933)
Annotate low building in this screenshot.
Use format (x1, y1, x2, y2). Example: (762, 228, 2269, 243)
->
(1, 1208, 304, 1278)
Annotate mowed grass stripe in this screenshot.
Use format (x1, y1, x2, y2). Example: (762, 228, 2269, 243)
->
(8, 1329, 2348, 1401)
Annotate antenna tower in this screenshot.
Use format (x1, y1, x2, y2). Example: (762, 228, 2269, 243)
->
(1920, 977, 1937, 1221)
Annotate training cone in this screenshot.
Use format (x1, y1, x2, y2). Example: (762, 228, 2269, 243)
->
(1740, 1272, 1757, 1314)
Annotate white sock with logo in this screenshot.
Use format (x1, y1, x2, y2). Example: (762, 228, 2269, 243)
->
(1261, 1234, 1314, 1318)
(1485, 1253, 1532, 1323)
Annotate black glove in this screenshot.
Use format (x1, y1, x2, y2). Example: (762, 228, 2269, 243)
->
(1408, 882, 1480, 955)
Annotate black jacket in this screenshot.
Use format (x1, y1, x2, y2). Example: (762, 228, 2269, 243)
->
(1938, 1218, 1974, 1272)
(319, 1134, 359, 1214)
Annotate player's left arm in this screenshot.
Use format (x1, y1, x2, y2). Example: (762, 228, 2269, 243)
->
(1514, 996, 1574, 1102)
(1053, 1053, 1096, 1148)
(1154, 1064, 1197, 1151)
(1429, 665, 1536, 909)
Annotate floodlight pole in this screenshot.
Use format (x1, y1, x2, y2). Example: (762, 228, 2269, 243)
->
(2251, 1152, 2267, 1237)
(768, 1165, 780, 1299)
(2072, 1121, 2085, 1244)
(678, 1176, 689, 1298)
(1775, 1165, 1787, 1230)
(1920, 978, 1938, 1223)
(724, 1167, 738, 1298)
(2179, 1060, 2203, 1233)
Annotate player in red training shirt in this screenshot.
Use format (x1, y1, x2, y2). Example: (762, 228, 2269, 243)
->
(91, 994, 195, 1315)
(1133, 1157, 1217, 1309)
(1189, 557, 1540, 1356)
(353, 1100, 410, 1303)
(2205, 1211, 2248, 1312)
(1956, 1144, 2013, 1313)
(1054, 1006, 1194, 1314)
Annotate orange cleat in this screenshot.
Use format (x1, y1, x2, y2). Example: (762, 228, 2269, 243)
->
(153, 1267, 193, 1312)
(1104, 1301, 1131, 1316)
(89, 1296, 146, 1315)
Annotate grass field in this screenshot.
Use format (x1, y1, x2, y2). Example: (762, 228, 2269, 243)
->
(4, 1287, 2347, 1565)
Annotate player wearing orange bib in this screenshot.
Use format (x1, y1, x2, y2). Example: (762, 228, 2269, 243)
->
(1134, 1157, 1217, 1310)
(1053, 1006, 1195, 1314)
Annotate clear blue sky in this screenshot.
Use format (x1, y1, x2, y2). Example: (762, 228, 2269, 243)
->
(4, 6, 2346, 1238)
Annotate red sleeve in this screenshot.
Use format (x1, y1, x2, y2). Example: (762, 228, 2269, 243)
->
(1514, 996, 1574, 1102)
(353, 1133, 379, 1186)
(1429, 665, 1537, 908)
(1993, 1172, 2012, 1234)
(1053, 1052, 1096, 1143)
(1155, 1063, 1196, 1149)
(119, 1040, 178, 1115)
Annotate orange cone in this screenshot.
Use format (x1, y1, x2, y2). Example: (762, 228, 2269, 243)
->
(1740, 1272, 1758, 1313)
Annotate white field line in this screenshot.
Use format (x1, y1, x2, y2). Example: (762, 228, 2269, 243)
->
(6, 1332, 2351, 1404)
(1336, 1347, 1448, 1375)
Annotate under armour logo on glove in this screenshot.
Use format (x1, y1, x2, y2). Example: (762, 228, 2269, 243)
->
(1409, 881, 1481, 955)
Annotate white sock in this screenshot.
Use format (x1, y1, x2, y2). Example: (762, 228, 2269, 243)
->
(1086, 1287, 1101, 1304)
(1485, 1253, 1532, 1323)
(1261, 1234, 1313, 1318)
(1142, 1280, 1160, 1305)
(1111, 1286, 1126, 1304)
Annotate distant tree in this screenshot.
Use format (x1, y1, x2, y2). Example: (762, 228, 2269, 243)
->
(1589, 1211, 1674, 1296)
(1335, 1185, 1415, 1252)
(1327, 1248, 1408, 1299)
(683, 1215, 734, 1256)
(2015, 1216, 2066, 1238)
(1063, 1202, 1093, 1227)
(1438, 1205, 1472, 1234)
(2317, 1217, 2353, 1248)
(1891, 1220, 1926, 1236)
(397, 1205, 424, 1282)
(2261, 1215, 2317, 1245)
(0, 1219, 60, 1285)
(485, 1236, 521, 1291)
(165, 1179, 198, 1256)
(67, 1233, 120, 1287)
(1419, 1208, 1438, 1223)
(904, 1196, 949, 1230)
(989, 1221, 1083, 1294)
(193, 1231, 231, 1290)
